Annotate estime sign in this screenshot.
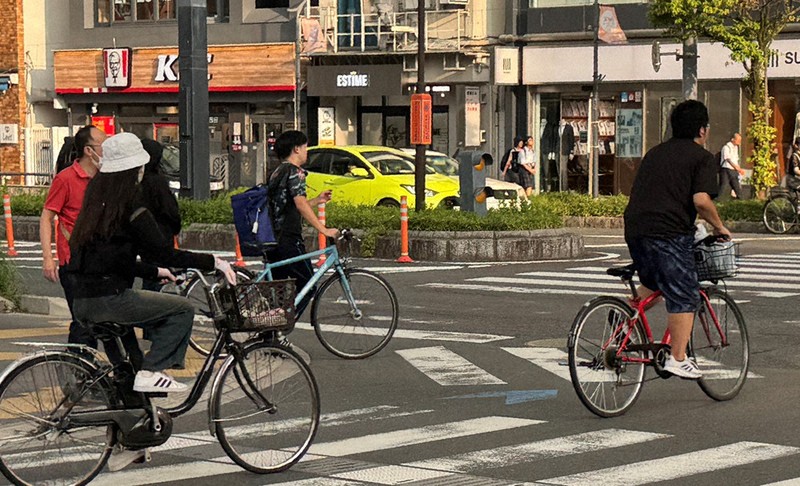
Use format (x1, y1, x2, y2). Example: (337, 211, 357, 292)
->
(54, 44, 295, 94)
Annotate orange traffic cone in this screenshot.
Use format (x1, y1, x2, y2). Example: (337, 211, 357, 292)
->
(234, 234, 246, 268)
(396, 196, 413, 263)
(316, 202, 327, 267)
(3, 194, 17, 257)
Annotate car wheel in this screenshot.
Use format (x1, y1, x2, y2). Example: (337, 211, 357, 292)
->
(377, 198, 400, 208)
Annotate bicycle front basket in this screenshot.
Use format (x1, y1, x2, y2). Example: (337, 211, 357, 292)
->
(694, 242, 739, 282)
(218, 280, 297, 332)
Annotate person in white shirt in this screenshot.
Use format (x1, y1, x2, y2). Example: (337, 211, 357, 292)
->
(719, 133, 744, 199)
(519, 136, 536, 197)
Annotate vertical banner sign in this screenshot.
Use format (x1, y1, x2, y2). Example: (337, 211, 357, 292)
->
(410, 94, 432, 145)
(102, 47, 132, 88)
(598, 6, 627, 44)
(318, 107, 336, 146)
(91, 116, 116, 135)
(465, 87, 481, 147)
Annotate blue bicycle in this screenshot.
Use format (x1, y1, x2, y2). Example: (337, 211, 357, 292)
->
(176, 230, 399, 359)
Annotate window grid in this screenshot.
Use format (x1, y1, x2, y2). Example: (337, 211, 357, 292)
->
(95, 0, 226, 25)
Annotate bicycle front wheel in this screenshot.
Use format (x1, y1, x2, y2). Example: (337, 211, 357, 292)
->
(211, 342, 319, 474)
(183, 268, 254, 356)
(311, 269, 398, 359)
(693, 288, 749, 401)
(763, 196, 797, 234)
(567, 297, 647, 418)
(0, 353, 114, 486)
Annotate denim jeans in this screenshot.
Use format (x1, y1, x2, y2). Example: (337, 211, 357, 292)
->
(73, 289, 194, 372)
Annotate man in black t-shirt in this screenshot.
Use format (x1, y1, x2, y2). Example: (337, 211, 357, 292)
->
(268, 131, 338, 317)
(624, 100, 731, 380)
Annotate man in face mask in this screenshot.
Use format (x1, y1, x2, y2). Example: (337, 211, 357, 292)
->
(40, 124, 107, 351)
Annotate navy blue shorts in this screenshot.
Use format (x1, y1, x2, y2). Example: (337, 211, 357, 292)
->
(626, 234, 699, 314)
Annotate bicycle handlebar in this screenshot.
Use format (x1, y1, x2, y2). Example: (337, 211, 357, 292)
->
(694, 234, 731, 248)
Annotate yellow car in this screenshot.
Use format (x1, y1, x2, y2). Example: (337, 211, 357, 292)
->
(305, 145, 460, 209)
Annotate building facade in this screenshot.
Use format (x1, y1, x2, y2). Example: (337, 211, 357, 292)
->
(0, 0, 26, 182)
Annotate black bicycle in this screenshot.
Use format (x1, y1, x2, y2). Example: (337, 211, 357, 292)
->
(763, 186, 800, 234)
(0, 277, 319, 486)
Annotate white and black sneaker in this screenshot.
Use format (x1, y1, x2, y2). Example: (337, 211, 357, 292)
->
(133, 370, 188, 393)
(663, 355, 702, 380)
(107, 445, 151, 472)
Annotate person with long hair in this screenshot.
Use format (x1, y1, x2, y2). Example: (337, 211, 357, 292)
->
(67, 132, 236, 395)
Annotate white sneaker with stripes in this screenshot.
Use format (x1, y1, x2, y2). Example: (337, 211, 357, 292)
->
(133, 370, 188, 393)
(663, 355, 702, 380)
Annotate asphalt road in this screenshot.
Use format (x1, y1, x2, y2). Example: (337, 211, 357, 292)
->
(2, 231, 800, 485)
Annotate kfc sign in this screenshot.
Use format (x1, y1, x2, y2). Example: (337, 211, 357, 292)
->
(154, 54, 215, 82)
(103, 48, 132, 88)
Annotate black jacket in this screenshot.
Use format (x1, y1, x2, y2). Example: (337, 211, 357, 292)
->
(138, 172, 181, 238)
(67, 207, 214, 299)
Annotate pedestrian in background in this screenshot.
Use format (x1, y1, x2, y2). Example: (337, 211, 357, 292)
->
(518, 135, 536, 197)
(718, 132, 745, 199)
(787, 137, 800, 191)
(501, 136, 524, 185)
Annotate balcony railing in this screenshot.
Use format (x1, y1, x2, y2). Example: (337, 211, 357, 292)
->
(304, 7, 469, 54)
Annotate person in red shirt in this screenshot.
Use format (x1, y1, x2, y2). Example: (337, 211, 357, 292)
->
(40, 125, 105, 349)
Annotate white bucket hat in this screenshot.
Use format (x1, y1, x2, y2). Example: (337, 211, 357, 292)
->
(99, 132, 150, 173)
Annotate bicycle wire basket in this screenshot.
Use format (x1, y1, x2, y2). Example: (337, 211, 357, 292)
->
(216, 279, 297, 332)
(694, 242, 740, 282)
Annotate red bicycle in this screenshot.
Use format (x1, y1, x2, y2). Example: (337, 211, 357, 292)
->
(567, 236, 748, 417)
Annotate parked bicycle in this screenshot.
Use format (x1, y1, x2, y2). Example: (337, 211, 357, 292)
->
(0, 274, 319, 485)
(178, 229, 398, 360)
(762, 186, 800, 234)
(567, 235, 748, 417)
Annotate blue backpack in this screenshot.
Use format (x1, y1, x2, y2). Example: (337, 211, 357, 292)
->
(231, 185, 277, 256)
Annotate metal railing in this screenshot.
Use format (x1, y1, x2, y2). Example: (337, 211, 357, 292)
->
(308, 7, 469, 54)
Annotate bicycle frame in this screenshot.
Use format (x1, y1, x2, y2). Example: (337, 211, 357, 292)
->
(251, 244, 355, 311)
(608, 288, 726, 365)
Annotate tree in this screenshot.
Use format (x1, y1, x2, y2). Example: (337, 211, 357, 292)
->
(650, 0, 799, 193)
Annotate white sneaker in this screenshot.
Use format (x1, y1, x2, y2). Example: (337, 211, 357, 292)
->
(108, 446, 150, 472)
(133, 370, 188, 393)
(664, 355, 702, 380)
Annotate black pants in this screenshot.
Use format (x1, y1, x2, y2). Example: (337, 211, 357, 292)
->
(60, 269, 141, 366)
(268, 238, 315, 319)
(719, 168, 743, 199)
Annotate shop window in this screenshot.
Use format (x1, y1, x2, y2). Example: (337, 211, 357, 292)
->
(256, 0, 290, 7)
(95, 0, 227, 24)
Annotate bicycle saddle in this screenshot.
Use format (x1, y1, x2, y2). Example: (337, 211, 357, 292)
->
(81, 321, 130, 341)
(606, 264, 636, 280)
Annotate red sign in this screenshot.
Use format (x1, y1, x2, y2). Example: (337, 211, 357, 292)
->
(410, 94, 432, 145)
(91, 116, 116, 135)
(103, 48, 132, 88)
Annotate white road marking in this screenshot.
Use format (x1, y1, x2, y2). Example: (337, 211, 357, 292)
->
(308, 416, 543, 457)
(524, 270, 800, 283)
(468, 277, 624, 290)
(396, 346, 506, 386)
(419, 282, 627, 298)
(502, 347, 571, 381)
(762, 479, 800, 486)
(542, 442, 800, 486)
(406, 429, 670, 473)
(269, 480, 366, 486)
(333, 464, 452, 484)
(294, 322, 513, 344)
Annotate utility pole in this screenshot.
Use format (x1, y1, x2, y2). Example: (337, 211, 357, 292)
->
(682, 36, 698, 100)
(414, 0, 427, 211)
(590, 0, 600, 198)
(178, 0, 210, 200)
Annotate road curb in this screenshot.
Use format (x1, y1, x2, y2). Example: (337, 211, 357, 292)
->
(18, 295, 70, 318)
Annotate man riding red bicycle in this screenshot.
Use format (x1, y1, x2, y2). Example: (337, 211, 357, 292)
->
(624, 100, 732, 380)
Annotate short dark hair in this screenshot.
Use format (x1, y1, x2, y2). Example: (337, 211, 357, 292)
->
(73, 125, 97, 158)
(274, 130, 308, 159)
(670, 100, 709, 139)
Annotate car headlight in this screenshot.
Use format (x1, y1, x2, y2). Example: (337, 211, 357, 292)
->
(401, 185, 438, 198)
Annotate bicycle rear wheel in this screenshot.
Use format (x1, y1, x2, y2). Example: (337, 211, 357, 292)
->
(0, 353, 114, 486)
(762, 196, 797, 234)
(211, 342, 319, 473)
(567, 297, 647, 418)
(182, 268, 254, 356)
(311, 269, 398, 359)
(692, 288, 749, 401)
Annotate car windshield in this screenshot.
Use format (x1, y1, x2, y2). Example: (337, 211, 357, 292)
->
(426, 155, 459, 177)
(363, 151, 435, 175)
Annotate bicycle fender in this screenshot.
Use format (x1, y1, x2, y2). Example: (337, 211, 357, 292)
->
(566, 296, 636, 349)
(207, 353, 238, 437)
(0, 349, 100, 385)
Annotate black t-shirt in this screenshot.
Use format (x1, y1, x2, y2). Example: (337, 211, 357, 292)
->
(624, 138, 719, 239)
(268, 162, 307, 241)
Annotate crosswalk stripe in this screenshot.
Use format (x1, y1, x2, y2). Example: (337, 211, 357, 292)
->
(91, 417, 542, 486)
(468, 277, 625, 290)
(405, 429, 670, 473)
(541, 441, 800, 486)
(294, 323, 514, 344)
(502, 347, 571, 381)
(522, 270, 800, 283)
(308, 416, 542, 457)
(331, 464, 452, 484)
(762, 479, 800, 485)
(396, 346, 506, 386)
(269, 480, 364, 485)
(419, 283, 627, 298)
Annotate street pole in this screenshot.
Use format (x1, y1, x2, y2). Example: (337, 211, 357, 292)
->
(178, 0, 210, 200)
(414, 0, 427, 211)
(682, 36, 698, 100)
(590, 0, 600, 198)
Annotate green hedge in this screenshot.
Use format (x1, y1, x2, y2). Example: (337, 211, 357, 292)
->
(716, 199, 763, 222)
(0, 253, 22, 308)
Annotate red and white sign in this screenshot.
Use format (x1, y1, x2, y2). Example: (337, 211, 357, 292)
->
(103, 48, 132, 88)
(410, 94, 432, 146)
(91, 116, 116, 136)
